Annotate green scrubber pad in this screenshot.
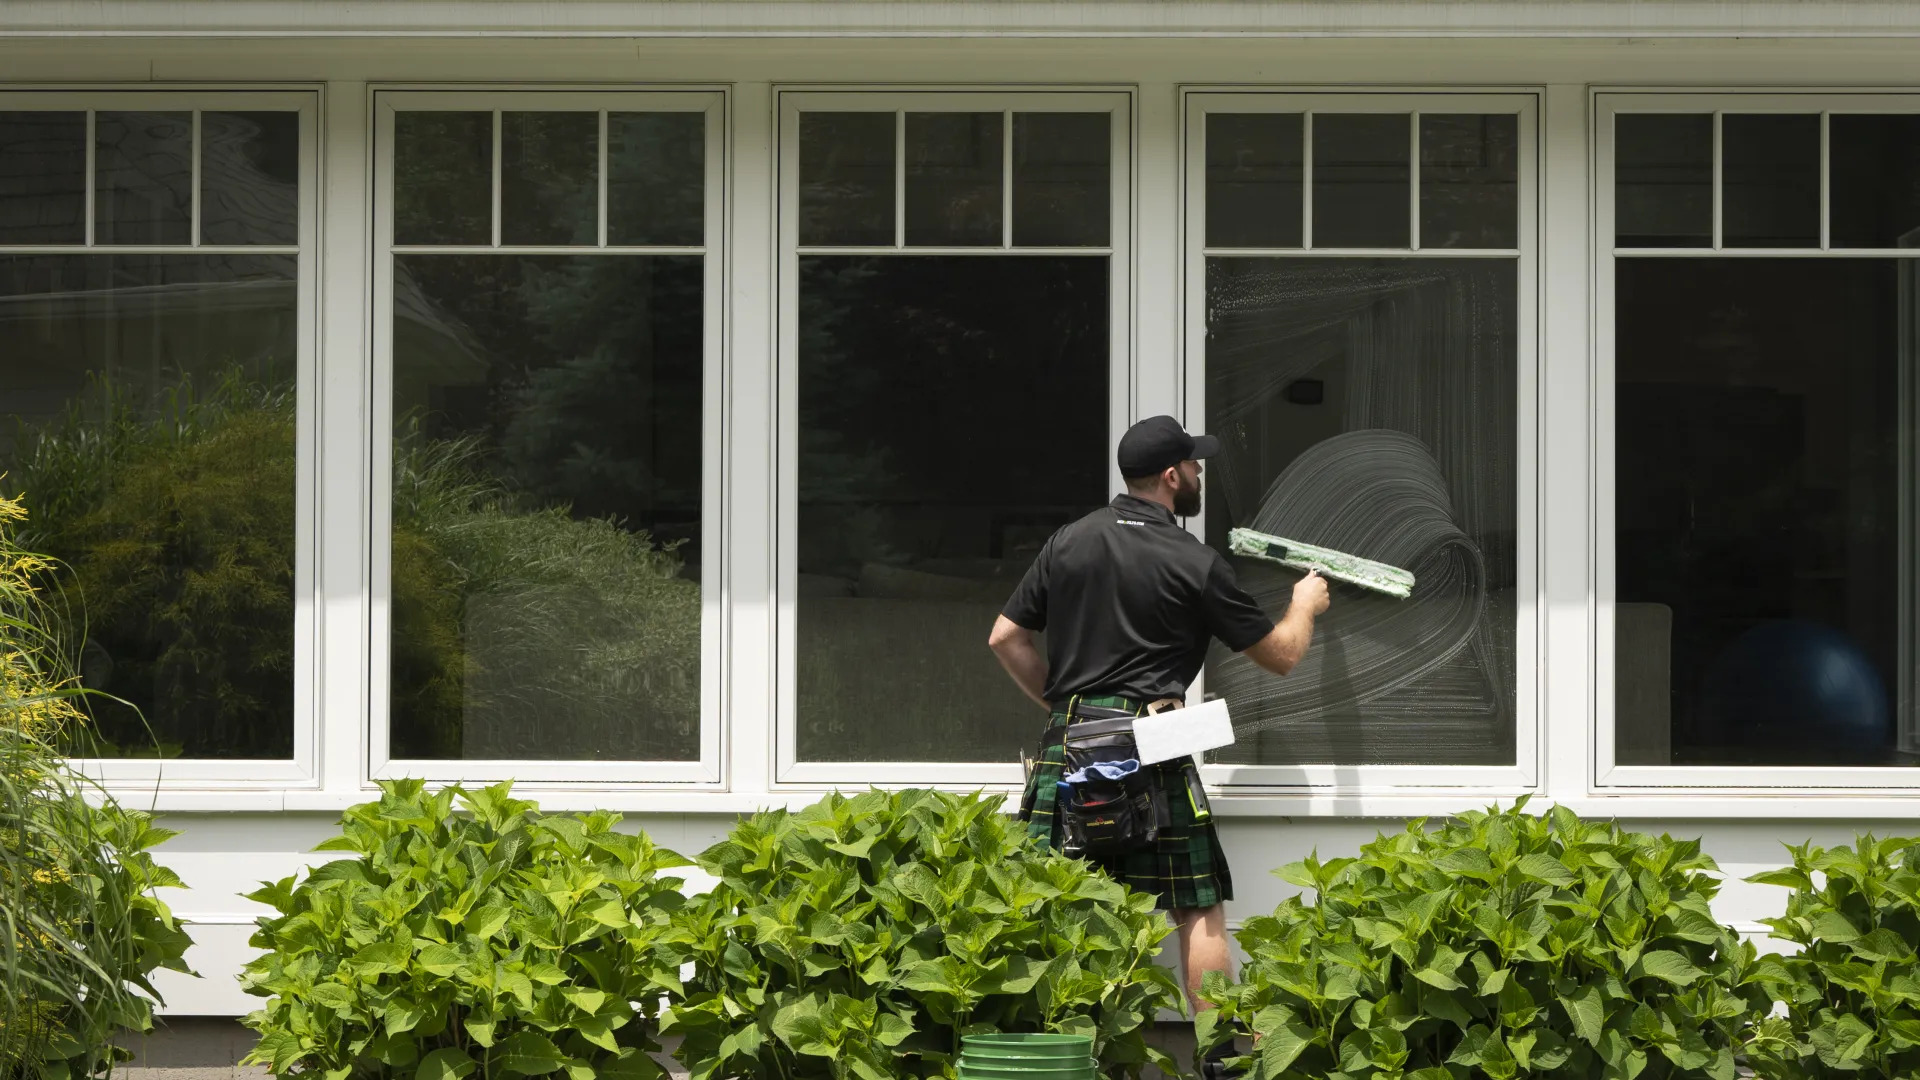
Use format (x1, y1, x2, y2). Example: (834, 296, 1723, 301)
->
(1228, 527, 1415, 600)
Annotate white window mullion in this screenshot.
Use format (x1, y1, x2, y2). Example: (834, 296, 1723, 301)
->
(598, 109, 609, 250)
(491, 108, 503, 249)
(84, 110, 95, 247)
(1711, 110, 1724, 251)
(1302, 111, 1314, 250)
(190, 110, 202, 247)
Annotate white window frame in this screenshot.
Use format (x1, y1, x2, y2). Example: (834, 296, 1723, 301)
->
(1181, 90, 1543, 793)
(1596, 90, 1920, 791)
(369, 89, 727, 786)
(1, 89, 323, 788)
(773, 88, 1134, 788)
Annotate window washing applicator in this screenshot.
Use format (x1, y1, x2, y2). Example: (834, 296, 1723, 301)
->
(1227, 527, 1416, 600)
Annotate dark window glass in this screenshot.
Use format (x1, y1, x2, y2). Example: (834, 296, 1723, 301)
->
(1420, 113, 1518, 249)
(1615, 259, 1910, 767)
(1312, 114, 1411, 249)
(1205, 113, 1304, 249)
(905, 112, 1002, 247)
(1723, 114, 1820, 248)
(94, 111, 192, 246)
(0, 112, 85, 244)
(1203, 257, 1518, 766)
(1011, 113, 1109, 247)
(1830, 114, 1920, 249)
(609, 112, 704, 247)
(0, 254, 298, 758)
(200, 111, 300, 246)
(393, 111, 492, 246)
(1614, 114, 1712, 248)
(390, 255, 703, 761)
(796, 256, 1107, 762)
(501, 112, 598, 247)
(798, 112, 895, 247)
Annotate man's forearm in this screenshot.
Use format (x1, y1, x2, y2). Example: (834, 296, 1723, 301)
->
(993, 642, 1050, 708)
(988, 615, 1050, 708)
(1243, 606, 1318, 676)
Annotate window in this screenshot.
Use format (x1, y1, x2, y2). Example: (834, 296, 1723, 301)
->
(1186, 93, 1538, 789)
(371, 92, 723, 783)
(0, 92, 315, 784)
(1600, 94, 1920, 789)
(777, 92, 1130, 784)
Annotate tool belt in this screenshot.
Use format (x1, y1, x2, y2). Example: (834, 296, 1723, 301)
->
(1023, 696, 1183, 860)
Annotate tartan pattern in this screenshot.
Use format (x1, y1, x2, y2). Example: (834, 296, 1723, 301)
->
(1021, 696, 1233, 911)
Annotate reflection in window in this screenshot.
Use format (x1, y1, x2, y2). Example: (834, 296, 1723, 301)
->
(1203, 258, 1518, 766)
(1722, 114, 1820, 249)
(1615, 114, 1713, 248)
(796, 256, 1107, 762)
(1205, 113, 1304, 250)
(0, 112, 86, 244)
(1830, 115, 1920, 249)
(1312, 114, 1410, 249)
(94, 111, 193, 246)
(0, 255, 299, 758)
(389, 255, 704, 761)
(1615, 259, 1916, 767)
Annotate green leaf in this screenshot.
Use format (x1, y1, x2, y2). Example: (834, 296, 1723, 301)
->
(416, 1048, 478, 1080)
(352, 942, 408, 975)
(491, 1032, 568, 1077)
(1630, 950, 1706, 986)
(1559, 984, 1606, 1046)
(418, 942, 464, 976)
(1258, 1018, 1317, 1076)
(1810, 909, 1863, 943)
(1517, 853, 1577, 887)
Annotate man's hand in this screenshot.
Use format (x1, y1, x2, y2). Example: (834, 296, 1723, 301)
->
(1292, 568, 1330, 617)
(988, 615, 1051, 708)
(1241, 570, 1330, 676)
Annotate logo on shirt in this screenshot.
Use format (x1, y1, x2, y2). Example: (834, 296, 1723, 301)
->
(1115, 519, 1147, 527)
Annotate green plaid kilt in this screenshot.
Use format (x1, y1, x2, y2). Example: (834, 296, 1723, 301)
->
(1019, 696, 1232, 911)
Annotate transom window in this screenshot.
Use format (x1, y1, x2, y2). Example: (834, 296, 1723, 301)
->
(1599, 93, 1920, 789)
(370, 91, 724, 784)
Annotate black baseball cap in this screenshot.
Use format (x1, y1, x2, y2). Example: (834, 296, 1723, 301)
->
(1117, 415, 1221, 478)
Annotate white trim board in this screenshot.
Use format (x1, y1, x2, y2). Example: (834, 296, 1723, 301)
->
(16, 2, 1920, 38)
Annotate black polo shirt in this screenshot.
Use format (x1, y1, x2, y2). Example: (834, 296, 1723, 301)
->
(1001, 493, 1276, 703)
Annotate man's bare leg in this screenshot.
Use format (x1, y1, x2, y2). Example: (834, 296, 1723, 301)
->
(1174, 903, 1231, 1014)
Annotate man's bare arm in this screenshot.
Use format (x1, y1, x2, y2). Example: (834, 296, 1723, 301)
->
(988, 615, 1050, 708)
(1240, 570, 1330, 676)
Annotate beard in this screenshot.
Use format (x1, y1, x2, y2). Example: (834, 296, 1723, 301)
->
(1172, 474, 1202, 517)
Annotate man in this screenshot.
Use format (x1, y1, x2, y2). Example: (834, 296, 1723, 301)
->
(987, 414, 1330, 1019)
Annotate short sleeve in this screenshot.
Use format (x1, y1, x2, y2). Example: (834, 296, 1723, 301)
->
(1203, 551, 1276, 652)
(1001, 539, 1052, 631)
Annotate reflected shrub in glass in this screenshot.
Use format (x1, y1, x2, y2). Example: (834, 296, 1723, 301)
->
(389, 255, 704, 762)
(0, 254, 299, 759)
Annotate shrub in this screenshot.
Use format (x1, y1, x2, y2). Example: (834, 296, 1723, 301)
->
(663, 789, 1183, 1080)
(1, 493, 194, 1079)
(240, 780, 689, 1080)
(1197, 798, 1766, 1080)
(1742, 834, 1920, 1080)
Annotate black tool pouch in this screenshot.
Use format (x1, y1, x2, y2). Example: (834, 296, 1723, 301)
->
(1056, 718, 1167, 860)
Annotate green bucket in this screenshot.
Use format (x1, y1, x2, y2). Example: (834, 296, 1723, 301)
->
(959, 1033, 1098, 1080)
(957, 1065, 1095, 1080)
(961, 1034, 1094, 1057)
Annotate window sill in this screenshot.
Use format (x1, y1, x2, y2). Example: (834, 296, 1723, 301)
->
(104, 784, 1920, 821)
